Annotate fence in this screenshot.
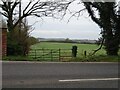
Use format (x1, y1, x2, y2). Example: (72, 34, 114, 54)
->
(28, 48, 72, 61)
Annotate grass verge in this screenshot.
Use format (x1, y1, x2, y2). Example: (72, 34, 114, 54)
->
(2, 55, 120, 62)
(70, 55, 120, 62)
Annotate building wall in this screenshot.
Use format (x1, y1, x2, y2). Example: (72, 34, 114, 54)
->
(2, 28, 7, 56)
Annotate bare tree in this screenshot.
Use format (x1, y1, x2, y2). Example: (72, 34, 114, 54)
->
(0, 0, 69, 32)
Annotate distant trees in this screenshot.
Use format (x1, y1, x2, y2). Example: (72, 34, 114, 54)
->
(65, 38, 73, 43)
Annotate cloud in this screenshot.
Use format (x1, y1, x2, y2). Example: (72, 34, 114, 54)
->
(27, 2, 101, 40)
(31, 25, 101, 40)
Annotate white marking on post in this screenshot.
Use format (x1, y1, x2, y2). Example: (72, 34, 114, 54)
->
(59, 78, 120, 82)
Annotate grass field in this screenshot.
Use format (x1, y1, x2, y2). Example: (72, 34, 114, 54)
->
(3, 42, 120, 62)
(29, 42, 119, 62)
(30, 42, 106, 56)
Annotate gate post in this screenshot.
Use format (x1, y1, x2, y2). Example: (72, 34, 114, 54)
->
(50, 50, 53, 61)
(72, 46, 77, 57)
(59, 49, 61, 61)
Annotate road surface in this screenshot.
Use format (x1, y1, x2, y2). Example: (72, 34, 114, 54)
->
(2, 61, 119, 88)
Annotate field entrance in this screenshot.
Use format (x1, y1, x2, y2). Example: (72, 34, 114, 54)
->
(28, 42, 107, 61)
(28, 48, 72, 61)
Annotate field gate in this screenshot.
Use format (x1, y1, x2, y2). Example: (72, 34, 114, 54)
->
(28, 48, 73, 61)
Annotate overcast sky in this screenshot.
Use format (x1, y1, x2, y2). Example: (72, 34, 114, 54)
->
(1, 0, 119, 40)
(28, 0, 120, 40)
(28, 15, 101, 40)
(27, 0, 101, 40)
(3, 0, 119, 40)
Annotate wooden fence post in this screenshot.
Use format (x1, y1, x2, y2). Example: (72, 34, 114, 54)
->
(51, 50, 53, 61)
(42, 48, 44, 60)
(59, 49, 61, 61)
(35, 49, 36, 59)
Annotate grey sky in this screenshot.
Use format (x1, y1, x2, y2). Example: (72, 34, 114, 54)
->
(27, 0, 101, 40)
(28, 0, 120, 40)
(29, 16, 101, 40)
(2, 0, 119, 40)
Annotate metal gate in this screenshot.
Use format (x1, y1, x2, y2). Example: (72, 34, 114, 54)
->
(28, 49, 72, 61)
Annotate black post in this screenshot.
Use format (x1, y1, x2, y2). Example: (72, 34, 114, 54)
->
(72, 46, 77, 57)
(84, 51, 87, 57)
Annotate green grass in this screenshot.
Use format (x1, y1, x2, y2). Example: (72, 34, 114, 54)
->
(2, 56, 32, 61)
(31, 42, 106, 56)
(3, 55, 120, 62)
(29, 42, 119, 62)
(70, 55, 120, 62)
(2, 42, 120, 62)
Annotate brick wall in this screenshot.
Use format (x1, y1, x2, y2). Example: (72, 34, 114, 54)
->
(2, 28, 7, 56)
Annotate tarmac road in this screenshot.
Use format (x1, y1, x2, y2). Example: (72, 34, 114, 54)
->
(2, 61, 119, 88)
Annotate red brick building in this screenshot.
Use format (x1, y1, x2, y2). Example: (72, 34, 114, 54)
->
(2, 28, 7, 56)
